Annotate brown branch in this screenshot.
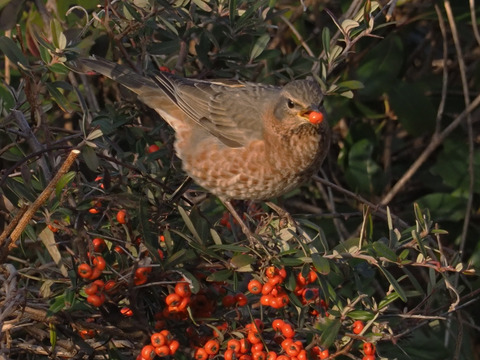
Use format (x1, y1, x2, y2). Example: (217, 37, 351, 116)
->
(380, 93, 480, 206)
(7, 150, 80, 246)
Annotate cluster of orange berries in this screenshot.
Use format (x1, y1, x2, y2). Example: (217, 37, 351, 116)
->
(352, 321, 377, 360)
(221, 292, 248, 307)
(138, 330, 179, 359)
(83, 279, 116, 307)
(193, 318, 327, 360)
(163, 281, 191, 317)
(77, 254, 106, 281)
(250, 266, 290, 309)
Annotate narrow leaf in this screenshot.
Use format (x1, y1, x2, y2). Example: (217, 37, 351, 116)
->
(378, 266, 407, 302)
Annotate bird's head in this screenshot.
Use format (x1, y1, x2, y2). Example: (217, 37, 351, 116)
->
(273, 80, 326, 128)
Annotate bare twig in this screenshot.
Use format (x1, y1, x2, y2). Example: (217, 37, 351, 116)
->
(7, 150, 80, 245)
(444, 0, 474, 263)
(379, 93, 480, 206)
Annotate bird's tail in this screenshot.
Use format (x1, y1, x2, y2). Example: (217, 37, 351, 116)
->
(78, 56, 158, 93)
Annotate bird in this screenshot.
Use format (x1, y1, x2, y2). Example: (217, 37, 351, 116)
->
(79, 57, 330, 236)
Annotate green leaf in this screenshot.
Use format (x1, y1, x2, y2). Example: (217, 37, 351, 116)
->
(0, 36, 29, 67)
(416, 193, 467, 222)
(81, 145, 99, 172)
(347, 310, 375, 320)
(178, 206, 203, 245)
(250, 33, 270, 62)
(322, 27, 330, 54)
(372, 241, 397, 262)
(278, 257, 303, 267)
(318, 318, 341, 348)
(55, 171, 76, 198)
(206, 269, 233, 282)
(192, 0, 212, 11)
(230, 254, 255, 268)
(45, 83, 72, 112)
(311, 253, 330, 275)
(210, 244, 249, 252)
(355, 34, 403, 99)
(378, 292, 401, 309)
(378, 266, 407, 302)
(430, 139, 480, 194)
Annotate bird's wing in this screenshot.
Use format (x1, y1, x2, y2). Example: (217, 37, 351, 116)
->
(153, 73, 281, 147)
(79, 57, 279, 147)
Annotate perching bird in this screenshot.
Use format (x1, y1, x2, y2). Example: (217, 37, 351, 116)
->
(80, 56, 330, 204)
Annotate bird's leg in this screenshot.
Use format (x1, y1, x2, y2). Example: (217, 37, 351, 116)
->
(221, 199, 258, 245)
(265, 201, 297, 228)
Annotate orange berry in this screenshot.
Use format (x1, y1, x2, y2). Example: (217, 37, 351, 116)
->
(267, 274, 284, 286)
(308, 269, 318, 283)
(104, 280, 116, 292)
(174, 282, 191, 298)
(260, 295, 273, 306)
(297, 349, 307, 360)
(265, 266, 277, 278)
(86, 294, 104, 307)
(278, 267, 287, 278)
(352, 320, 364, 334)
(147, 144, 160, 153)
(92, 255, 106, 271)
(194, 347, 208, 360)
(160, 330, 173, 343)
(253, 351, 267, 360)
(296, 272, 308, 286)
(154, 345, 170, 357)
(240, 338, 251, 353)
(363, 342, 376, 356)
(235, 293, 248, 306)
(168, 339, 180, 355)
(281, 338, 293, 351)
(165, 293, 182, 307)
(252, 342, 264, 353)
(78, 263, 93, 279)
(319, 349, 329, 359)
(261, 282, 274, 295)
(272, 319, 284, 331)
(281, 323, 295, 338)
(284, 342, 301, 357)
(92, 238, 106, 252)
(204, 339, 220, 355)
(89, 267, 103, 280)
(120, 307, 133, 316)
(247, 330, 262, 344)
(363, 356, 375, 360)
(277, 356, 289, 360)
(116, 209, 127, 224)
(248, 279, 263, 294)
(266, 351, 278, 360)
(141, 345, 156, 360)
(224, 349, 236, 360)
(227, 339, 241, 352)
(48, 223, 59, 232)
(308, 111, 324, 124)
(84, 283, 98, 296)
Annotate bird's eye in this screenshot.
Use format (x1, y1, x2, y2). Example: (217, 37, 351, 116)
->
(287, 99, 295, 109)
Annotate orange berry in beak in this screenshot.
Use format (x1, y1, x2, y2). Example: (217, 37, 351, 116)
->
(308, 111, 324, 124)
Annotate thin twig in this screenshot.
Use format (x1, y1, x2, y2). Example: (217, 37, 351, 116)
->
(379, 93, 480, 206)
(8, 150, 80, 245)
(313, 175, 409, 229)
(444, 0, 473, 263)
